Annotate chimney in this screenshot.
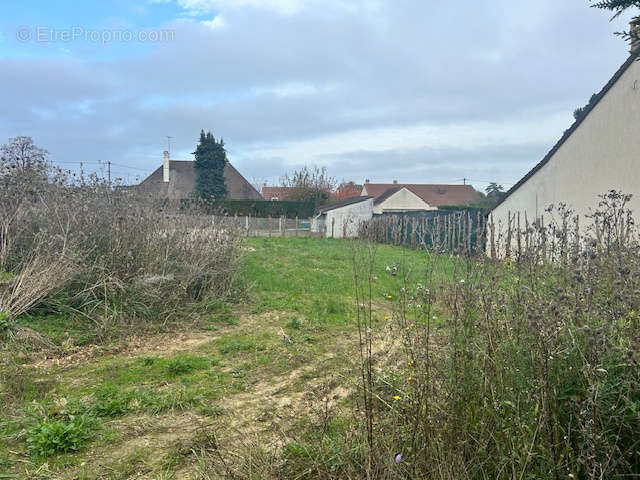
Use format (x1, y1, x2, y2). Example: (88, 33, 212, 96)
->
(631, 18, 640, 54)
(162, 151, 170, 183)
(393, 179, 398, 184)
(365, 178, 370, 184)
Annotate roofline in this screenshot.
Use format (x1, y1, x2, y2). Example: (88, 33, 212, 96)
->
(373, 186, 403, 205)
(490, 52, 640, 214)
(316, 195, 372, 213)
(145, 159, 263, 199)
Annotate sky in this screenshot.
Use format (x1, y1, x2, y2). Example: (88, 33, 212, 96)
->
(0, 0, 635, 191)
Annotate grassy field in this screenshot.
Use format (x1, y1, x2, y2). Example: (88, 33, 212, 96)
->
(0, 237, 444, 479)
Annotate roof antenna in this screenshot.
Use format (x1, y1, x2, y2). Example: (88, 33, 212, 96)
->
(166, 136, 172, 155)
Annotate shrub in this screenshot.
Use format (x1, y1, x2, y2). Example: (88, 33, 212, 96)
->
(27, 415, 97, 457)
(0, 162, 244, 334)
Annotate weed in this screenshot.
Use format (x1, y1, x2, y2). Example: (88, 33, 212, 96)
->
(0, 444, 10, 470)
(26, 415, 98, 457)
(285, 317, 302, 330)
(350, 193, 640, 479)
(140, 356, 156, 366)
(217, 334, 264, 355)
(0, 311, 9, 331)
(204, 299, 236, 325)
(199, 405, 225, 417)
(166, 355, 212, 376)
(90, 384, 130, 417)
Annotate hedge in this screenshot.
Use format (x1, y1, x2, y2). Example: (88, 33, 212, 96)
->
(178, 199, 315, 218)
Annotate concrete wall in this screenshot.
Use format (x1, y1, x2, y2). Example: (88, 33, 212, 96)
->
(310, 215, 326, 234)
(492, 58, 640, 235)
(315, 199, 374, 238)
(373, 187, 434, 214)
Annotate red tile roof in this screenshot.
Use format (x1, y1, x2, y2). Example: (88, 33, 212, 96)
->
(363, 184, 482, 207)
(261, 186, 295, 200)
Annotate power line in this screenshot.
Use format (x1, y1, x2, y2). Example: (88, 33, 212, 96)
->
(109, 162, 153, 172)
(53, 161, 152, 173)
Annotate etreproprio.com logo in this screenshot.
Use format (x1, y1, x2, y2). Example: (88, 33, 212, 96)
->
(16, 25, 175, 44)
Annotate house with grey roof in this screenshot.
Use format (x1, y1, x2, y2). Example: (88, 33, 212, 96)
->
(311, 196, 374, 238)
(137, 151, 262, 200)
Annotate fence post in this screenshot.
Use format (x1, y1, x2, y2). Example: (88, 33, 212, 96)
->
(490, 214, 496, 259)
(516, 212, 521, 261)
(279, 216, 283, 236)
(505, 211, 512, 259)
(245, 215, 249, 237)
(269, 216, 272, 237)
(295, 216, 299, 237)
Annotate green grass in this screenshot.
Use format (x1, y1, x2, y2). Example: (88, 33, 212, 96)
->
(0, 237, 451, 479)
(243, 237, 452, 321)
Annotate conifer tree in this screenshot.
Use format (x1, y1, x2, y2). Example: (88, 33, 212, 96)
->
(591, 1, 639, 47)
(193, 130, 228, 200)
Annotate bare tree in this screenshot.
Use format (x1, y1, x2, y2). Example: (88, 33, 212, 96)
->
(0, 136, 49, 180)
(280, 166, 337, 205)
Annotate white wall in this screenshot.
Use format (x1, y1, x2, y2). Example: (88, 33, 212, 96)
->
(373, 187, 434, 214)
(310, 215, 325, 234)
(492, 57, 640, 235)
(324, 199, 374, 238)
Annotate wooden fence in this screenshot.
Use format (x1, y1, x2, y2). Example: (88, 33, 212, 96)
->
(358, 207, 588, 260)
(358, 211, 486, 255)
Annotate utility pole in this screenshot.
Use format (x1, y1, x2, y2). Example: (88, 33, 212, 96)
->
(107, 160, 111, 187)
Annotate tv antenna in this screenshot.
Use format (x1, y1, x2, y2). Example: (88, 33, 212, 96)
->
(166, 136, 173, 154)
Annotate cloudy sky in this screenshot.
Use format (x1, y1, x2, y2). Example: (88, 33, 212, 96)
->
(0, 1, 635, 191)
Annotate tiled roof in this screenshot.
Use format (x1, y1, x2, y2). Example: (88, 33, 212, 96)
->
(364, 184, 481, 207)
(137, 160, 263, 200)
(261, 186, 295, 200)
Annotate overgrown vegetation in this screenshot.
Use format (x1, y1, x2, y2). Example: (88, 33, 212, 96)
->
(344, 191, 640, 479)
(2, 150, 638, 479)
(0, 136, 243, 340)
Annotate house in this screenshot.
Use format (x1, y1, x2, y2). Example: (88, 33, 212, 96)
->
(491, 27, 640, 234)
(137, 151, 262, 200)
(261, 185, 295, 201)
(333, 182, 363, 200)
(361, 181, 482, 214)
(311, 196, 374, 238)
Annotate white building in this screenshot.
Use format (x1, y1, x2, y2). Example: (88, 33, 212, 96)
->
(361, 183, 481, 214)
(311, 196, 374, 238)
(491, 37, 640, 232)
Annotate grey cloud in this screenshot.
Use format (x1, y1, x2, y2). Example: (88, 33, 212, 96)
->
(0, 0, 635, 185)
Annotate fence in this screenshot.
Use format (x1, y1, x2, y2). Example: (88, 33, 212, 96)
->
(213, 215, 312, 237)
(357, 205, 600, 260)
(359, 210, 487, 254)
